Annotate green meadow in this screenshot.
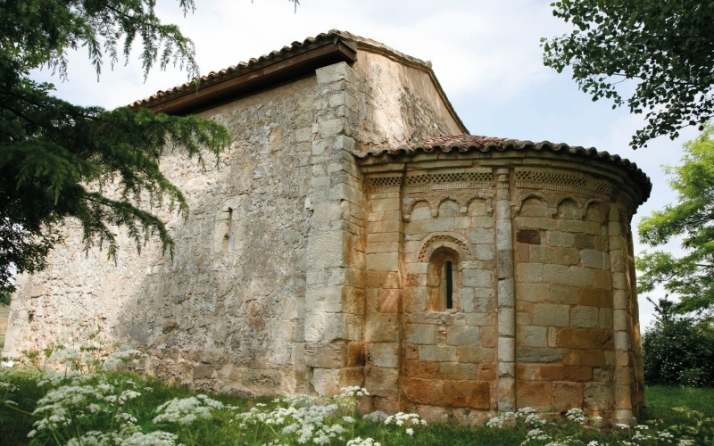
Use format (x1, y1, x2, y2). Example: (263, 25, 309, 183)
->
(0, 361, 711, 446)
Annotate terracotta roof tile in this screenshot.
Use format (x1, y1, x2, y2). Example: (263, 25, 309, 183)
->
(130, 29, 430, 109)
(358, 135, 652, 202)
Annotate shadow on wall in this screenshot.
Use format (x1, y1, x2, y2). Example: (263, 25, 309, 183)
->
(112, 81, 318, 397)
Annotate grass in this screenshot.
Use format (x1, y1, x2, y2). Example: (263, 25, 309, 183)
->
(1, 365, 713, 446)
(645, 385, 714, 423)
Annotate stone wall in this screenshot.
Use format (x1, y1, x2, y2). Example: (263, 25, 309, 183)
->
(357, 150, 646, 424)
(301, 55, 467, 395)
(7, 77, 318, 396)
(6, 49, 466, 399)
(6, 35, 647, 424)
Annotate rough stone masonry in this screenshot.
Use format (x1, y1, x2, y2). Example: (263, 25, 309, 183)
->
(5, 30, 651, 425)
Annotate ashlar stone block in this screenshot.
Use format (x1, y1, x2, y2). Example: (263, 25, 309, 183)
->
(581, 249, 604, 269)
(418, 345, 457, 362)
(515, 347, 563, 363)
(533, 304, 570, 327)
(517, 263, 543, 283)
(406, 324, 438, 345)
(517, 326, 548, 348)
(547, 231, 575, 247)
(448, 326, 481, 346)
(440, 362, 477, 380)
(572, 306, 599, 328)
(464, 269, 492, 288)
(367, 343, 399, 368)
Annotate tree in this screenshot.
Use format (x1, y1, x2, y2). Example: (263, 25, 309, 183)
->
(542, 0, 714, 149)
(637, 123, 714, 313)
(642, 297, 714, 387)
(0, 0, 242, 293)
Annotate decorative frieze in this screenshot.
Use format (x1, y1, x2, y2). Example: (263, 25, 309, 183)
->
(368, 175, 402, 193)
(515, 168, 613, 200)
(405, 169, 493, 193)
(402, 193, 494, 221)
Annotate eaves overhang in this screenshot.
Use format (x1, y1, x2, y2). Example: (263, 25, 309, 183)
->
(357, 135, 652, 206)
(131, 37, 357, 116)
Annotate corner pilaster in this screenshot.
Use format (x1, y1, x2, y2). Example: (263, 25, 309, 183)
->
(496, 168, 516, 411)
(609, 205, 636, 424)
(304, 62, 366, 395)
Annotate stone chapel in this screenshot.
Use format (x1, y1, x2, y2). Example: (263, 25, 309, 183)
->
(5, 30, 651, 424)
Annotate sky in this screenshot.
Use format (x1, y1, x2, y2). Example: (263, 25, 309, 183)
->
(31, 0, 699, 329)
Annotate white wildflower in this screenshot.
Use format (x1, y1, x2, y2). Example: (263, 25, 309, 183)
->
(120, 431, 178, 446)
(116, 412, 138, 424)
(153, 395, 224, 424)
(384, 412, 423, 426)
(525, 413, 546, 426)
(517, 407, 536, 417)
(406, 428, 414, 436)
(346, 438, 381, 446)
(565, 407, 586, 425)
(1, 360, 14, 369)
(339, 386, 370, 397)
(487, 411, 517, 428)
(65, 431, 124, 446)
(102, 350, 146, 371)
(524, 428, 551, 443)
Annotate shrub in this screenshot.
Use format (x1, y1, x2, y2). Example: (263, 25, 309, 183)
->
(643, 298, 714, 386)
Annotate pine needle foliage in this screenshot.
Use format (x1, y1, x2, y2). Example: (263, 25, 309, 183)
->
(0, 0, 236, 292)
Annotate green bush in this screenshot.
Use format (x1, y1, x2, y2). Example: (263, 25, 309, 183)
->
(643, 298, 714, 387)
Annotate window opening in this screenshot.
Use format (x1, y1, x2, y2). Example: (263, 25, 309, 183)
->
(226, 208, 234, 253)
(445, 261, 454, 309)
(427, 246, 460, 312)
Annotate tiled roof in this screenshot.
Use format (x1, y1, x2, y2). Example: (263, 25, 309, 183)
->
(129, 30, 466, 133)
(358, 135, 652, 201)
(130, 30, 353, 109)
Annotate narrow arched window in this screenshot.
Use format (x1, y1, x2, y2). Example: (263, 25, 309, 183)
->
(445, 261, 454, 309)
(227, 208, 234, 252)
(223, 208, 234, 253)
(427, 247, 460, 312)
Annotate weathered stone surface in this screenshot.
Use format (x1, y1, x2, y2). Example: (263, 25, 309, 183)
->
(533, 304, 570, 327)
(406, 324, 438, 345)
(516, 347, 563, 363)
(572, 306, 599, 328)
(440, 362, 477, 380)
(516, 229, 541, 245)
(5, 31, 648, 424)
(463, 270, 492, 288)
(517, 326, 548, 348)
(547, 231, 575, 247)
(517, 381, 552, 408)
(419, 345, 457, 362)
(448, 326, 481, 346)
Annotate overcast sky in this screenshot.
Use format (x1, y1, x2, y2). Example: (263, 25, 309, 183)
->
(31, 0, 698, 329)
